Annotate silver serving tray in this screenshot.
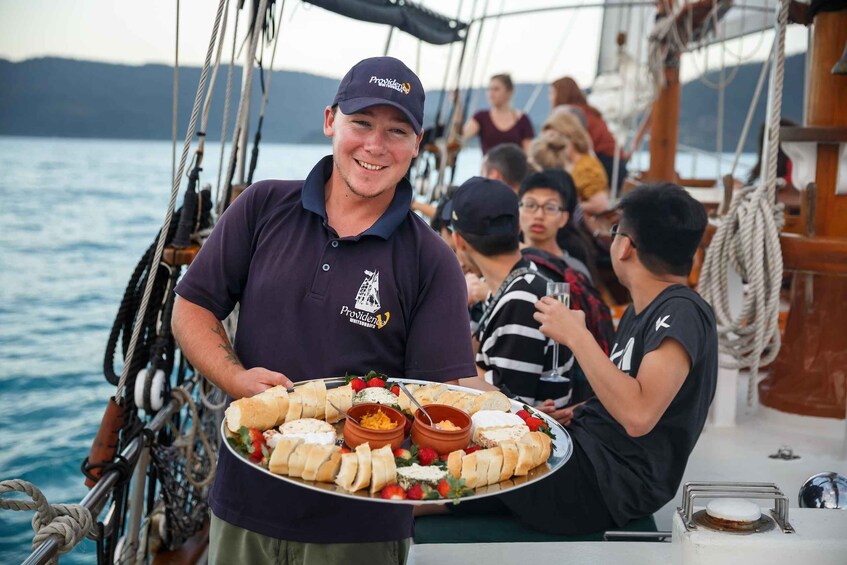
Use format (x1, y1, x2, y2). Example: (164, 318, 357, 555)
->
(221, 376, 573, 505)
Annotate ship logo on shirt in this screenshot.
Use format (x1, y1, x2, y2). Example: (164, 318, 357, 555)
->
(339, 269, 390, 330)
(655, 315, 671, 332)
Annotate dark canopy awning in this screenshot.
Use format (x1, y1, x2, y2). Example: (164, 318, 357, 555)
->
(303, 0, 468, 45)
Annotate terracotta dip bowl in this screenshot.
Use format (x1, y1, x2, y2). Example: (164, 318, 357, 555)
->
(411, 404, 472, 454)
(343, 403, 407, 451)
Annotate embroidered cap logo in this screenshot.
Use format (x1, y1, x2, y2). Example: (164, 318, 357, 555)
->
(369, 76, 411, 95)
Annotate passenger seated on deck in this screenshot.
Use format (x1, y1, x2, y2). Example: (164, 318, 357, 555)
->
(424, 183, 718, 537)
(447, 176, 576, 409)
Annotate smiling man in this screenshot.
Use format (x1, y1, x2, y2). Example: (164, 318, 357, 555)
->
(172, 57, 476, 565)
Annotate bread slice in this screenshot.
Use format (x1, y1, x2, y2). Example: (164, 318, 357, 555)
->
(469, 391, 512, 415)
(268, 436, 303, 476)
(287, 442, 311, 478)
(396, 383, 420, 415)
(413, 383, 448, 408)
(302, 444, 337, 481)
(312, 380, 326, 420)
(369, 445, 396, 494)
(498, 440, 519, 482)
(335, 452, 359, 492)
(460, 452, 480, 488)
(284, 393, 303, 423)
(514, 433, 546, 476)
(299, 383, 318, 419)
(446, 449, 465, 479)
(474, 449, 493, 486)
(255, 386, 290, 426)
(225, 397, 278, 433)
(535, 431, 553, 464)
(474, 425, 529, 448)
(349, 442, 373, 492)
(324, 385, 348, 424)
(486, 447, 504, 486)
(316, 451, 343, 483)
(451, 392, 476, 414)
(434, 390, 464, 408)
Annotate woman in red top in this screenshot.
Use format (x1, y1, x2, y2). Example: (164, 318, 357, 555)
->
(550, 76, 627, 191)
(463, 74, 535, 155)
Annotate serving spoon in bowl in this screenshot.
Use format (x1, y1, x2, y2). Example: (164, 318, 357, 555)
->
(397, 382, 441, 430)
(327, 398, 360, 425)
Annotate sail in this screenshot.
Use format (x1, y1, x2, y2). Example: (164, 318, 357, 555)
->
(302, 0, 468, 45)
(355, 270, 381, 313)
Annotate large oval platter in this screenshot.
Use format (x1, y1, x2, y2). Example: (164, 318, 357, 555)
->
(221, 376, 572, 505)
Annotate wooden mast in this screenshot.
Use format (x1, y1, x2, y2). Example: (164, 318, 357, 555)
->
(758, 8, 847, 418)
(646, 0, 681, 183)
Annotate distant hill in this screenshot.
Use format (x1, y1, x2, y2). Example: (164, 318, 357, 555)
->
(0, 55, 804, 152)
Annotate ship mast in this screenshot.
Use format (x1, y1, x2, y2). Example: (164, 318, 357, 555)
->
(646, 0, 681, 182)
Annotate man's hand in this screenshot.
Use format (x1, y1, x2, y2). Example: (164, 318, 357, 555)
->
(227, 367, 294, 399)
(466, 273, 488, 306)
(536, 399, 584, 426)
(534, 296, 588, 349)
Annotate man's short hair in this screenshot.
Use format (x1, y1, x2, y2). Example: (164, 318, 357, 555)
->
(483, 143, 529, 187)
(519, 169, 577, 214)
(617, 183, 708, 277)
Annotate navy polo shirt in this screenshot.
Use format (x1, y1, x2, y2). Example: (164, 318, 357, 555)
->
(175, 155, 475, 543)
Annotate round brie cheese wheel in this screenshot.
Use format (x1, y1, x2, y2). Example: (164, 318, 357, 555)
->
(706, 498, 762, 522)
(279, 418, 336, 445)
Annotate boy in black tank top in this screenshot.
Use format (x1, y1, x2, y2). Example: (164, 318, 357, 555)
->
(447, 182, 717, 535)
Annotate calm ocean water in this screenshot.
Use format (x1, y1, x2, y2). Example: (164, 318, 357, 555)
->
(0, 135, 752, 563)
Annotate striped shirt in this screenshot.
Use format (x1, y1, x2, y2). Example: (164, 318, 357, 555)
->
(476, 259, 574, 407)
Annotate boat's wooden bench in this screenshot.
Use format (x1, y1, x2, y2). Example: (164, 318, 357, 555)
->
(414, 513, 657, 544)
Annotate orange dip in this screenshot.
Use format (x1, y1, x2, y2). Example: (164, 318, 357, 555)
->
(360, 409, 397, 430)
(435, 419, 459, 431)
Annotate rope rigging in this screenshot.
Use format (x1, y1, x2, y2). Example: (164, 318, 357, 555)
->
(700, 0, 788, 406)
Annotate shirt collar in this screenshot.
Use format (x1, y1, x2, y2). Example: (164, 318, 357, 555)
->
(301, 155, 413, 240)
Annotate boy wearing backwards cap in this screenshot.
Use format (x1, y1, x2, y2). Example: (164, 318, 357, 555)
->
(172, 57, 476, 564)
(448, 177, 575, 408)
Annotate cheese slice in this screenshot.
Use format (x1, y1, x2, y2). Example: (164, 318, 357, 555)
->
(268, 436, 303, 476)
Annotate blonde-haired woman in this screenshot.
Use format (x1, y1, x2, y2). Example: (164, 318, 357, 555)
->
(533, 111, 610, 216)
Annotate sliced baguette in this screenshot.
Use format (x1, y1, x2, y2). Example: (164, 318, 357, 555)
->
(451, 393, 476, 414)
(474, 425, 529, 448)
(287, 443, 311, 478)
(298, 383, 318, 419)
(302, 444, 337, 481)
(469, 391, 512, 415)
(225, 397, 278, 433)
(460, 452, 480, 488)
(413, 383, 448, 408)
(335, 452, 359, 491)
(514, 434, 544, 476)
(474, 449, 494, 486)
(316, 451, 343, 483)
(434, 390, 464, 408)
(446, 449, 465, 479)
(369, 445, 396, 494)
(254, 386, 290, 426)
(349, 442, 373, 492)
(284, 393, 303, 423)
(486, 447, 504, 486)
(498, 440, 519, 482)
(324, 385, 351, 424)
(268, 436, 303, 476)
(396, 383, 420, 414)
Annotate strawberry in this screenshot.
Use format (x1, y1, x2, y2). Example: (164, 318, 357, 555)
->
(403, 416, 413, 436)
(436, 479, 451, 498)
(515, 409, 532, 421)
(247, 429, 267, 462)
(390, 384, 400, 396)
(464, 445, 481, 454)
(366, 376, 386, 388)
(380, 484, 407, 500)
(406, 484, 425, 500)
(393, 447, 413, 461)
(417, 447, 439, 466)
(350, 378, 366, 393)
(525, 416, 546, 432)
(340, 447, 351, 454)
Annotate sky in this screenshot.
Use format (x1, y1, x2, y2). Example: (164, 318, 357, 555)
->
(0, 0, 807, 89)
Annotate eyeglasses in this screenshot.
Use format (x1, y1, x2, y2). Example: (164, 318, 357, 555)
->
(519, 201, 564, 215)
(610, 224, 636, 248)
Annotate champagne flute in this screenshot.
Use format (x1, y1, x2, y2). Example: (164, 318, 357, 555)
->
(539, 281, 570, 384)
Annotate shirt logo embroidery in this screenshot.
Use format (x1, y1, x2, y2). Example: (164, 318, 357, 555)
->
(339, 269, 390, 330)
(655, 315, 671, 332)
(609, 337, 635, 372)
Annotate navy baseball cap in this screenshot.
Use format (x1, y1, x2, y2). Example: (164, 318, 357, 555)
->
(446, 177, 520, 237)
(333, 57, 425, 134)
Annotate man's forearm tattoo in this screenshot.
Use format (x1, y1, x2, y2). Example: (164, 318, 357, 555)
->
(211, 324, 240, 365)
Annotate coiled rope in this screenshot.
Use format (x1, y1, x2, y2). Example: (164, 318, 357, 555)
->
(169, 387, 218, 488)
(0, 480, 95, 563)
(700, 0, 789, 406)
